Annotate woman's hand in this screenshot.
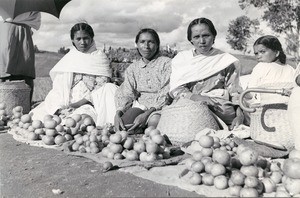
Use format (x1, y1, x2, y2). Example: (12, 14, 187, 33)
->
(229, 107, 244, 130)
(127, 107, 156, 132)
(114, 110, 125, 131)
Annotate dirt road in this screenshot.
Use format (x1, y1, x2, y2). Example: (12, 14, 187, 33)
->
(0, 133, 200, 197)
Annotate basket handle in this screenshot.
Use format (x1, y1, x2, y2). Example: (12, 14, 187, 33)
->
(239, 88, 290, 113)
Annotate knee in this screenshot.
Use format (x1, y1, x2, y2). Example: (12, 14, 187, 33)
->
(147, 114, 161, 128)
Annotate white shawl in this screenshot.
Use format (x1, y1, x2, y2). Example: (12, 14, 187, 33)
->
(170, 48, 240, 92)
(44, 46, 111, 114)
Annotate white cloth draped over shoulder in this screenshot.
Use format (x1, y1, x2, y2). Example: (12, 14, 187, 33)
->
(31, 46, 118, 126)
(169, 48, 240, 93)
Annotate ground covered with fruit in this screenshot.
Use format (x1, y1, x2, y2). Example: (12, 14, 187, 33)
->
(1, 103, 300, 197)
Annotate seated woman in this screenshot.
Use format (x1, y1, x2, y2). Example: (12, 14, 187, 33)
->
(169, 18, 244, 130)
(246, 35, 296, 105)
(114, 28, 171, 133)
(30, 22, 118, 126)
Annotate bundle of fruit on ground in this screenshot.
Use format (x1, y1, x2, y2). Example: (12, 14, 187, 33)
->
(0, 103, 171, 162)
(181, 135, 300, 197)
(2, 102, 300, 196)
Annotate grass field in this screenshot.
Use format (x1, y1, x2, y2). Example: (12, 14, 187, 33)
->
(32, 51, 296, 102)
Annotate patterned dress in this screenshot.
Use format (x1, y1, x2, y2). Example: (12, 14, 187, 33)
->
(115, 56, 171, 112)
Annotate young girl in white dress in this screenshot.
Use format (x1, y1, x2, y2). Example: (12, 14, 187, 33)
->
(247, 35, 295, 104)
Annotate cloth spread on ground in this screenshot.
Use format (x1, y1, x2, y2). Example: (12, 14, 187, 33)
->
(6, 128, 283, 197)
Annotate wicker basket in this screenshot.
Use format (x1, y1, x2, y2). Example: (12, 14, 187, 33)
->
(239, 85, 294, 151)
(0, 81, 31, 115)
(157, 98, 219, 146)
(250, 103, 293, 150)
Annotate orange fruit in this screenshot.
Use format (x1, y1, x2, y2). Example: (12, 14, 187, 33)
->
(144, 126, 155, 136)
(45, 129, 57, 136)
(91, 146, 100, 154)
(52, 115, 62, 125)
(202, 173, 214, 186)
(43, 114, 53, 122)
(192, 151, 203, 161)
(214, 175, 228, 190)
(151, 134, 165, 145)
(201, 157, 212, 165)
(239, 187, 259, 197)
(55, 124, 64, 132)
(238, 149, 258, 166)
(32, 120, 43, 129)
(230, 170, 246, 186)
(44, 119, 57, 129)
(212, 149, 231, 166)
(65, 117, 76, 128)
(210, 163, 226, 176)
(103, 161, 113, 171)
(54, 135, 67, 145)
(201, 147, 213, 157)
(27, 131, 39, 140)
(83, 116, 95, 126)
(126, 150, 139, 161)
(13, 106, 23, 113)
(240, 165, 259, 177)
(149, 129, 161, 137)
(198, 135, 214, 148)
(189, 173, 202, 185)
(123, 137, 135, 150)
(109, 143, 123, 154)
(191, 161, 205, 173)
(20, 114, 32, 123)
(146, 141, 159, 154)
(109, 133, 122, 144)
(244, 176, 259, 188)
(229, 185, 242, 197)
(13, 112, 22, 119)
(42, 135, 55, 145)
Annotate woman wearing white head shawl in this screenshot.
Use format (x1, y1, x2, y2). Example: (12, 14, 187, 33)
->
(0, 11, 41, 102)
(31, 23, 118, 127)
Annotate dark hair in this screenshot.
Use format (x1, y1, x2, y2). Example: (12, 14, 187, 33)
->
(187, 18, 217, 42)
(254, 35, 286, 64)
(70, 23, 94, 40)
(135, 28, 160, 57)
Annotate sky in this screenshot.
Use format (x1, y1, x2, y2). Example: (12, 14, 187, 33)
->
(3, 0, 273, 53)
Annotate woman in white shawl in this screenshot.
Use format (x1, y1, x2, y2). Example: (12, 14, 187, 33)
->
(31, 23, 118, 126)
(169, 18, 244, 130)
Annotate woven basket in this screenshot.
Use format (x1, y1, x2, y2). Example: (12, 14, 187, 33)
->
(250, 103, 293, 150)
(0, 81, 31, 115)
(157, 98, 219, 146)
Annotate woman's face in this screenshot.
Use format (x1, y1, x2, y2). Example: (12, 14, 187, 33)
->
(72, 30, 93, 53)
(136, 32, 158, 61)
(190, 24, 215, 55)
(253, 44, 278, 63)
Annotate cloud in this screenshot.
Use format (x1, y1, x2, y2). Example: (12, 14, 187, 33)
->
(30, 0, 271, 53)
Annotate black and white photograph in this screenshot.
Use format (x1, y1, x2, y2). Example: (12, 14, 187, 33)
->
(0, 0, 300, 197)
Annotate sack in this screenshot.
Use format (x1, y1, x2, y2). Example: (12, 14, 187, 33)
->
(157, 99, 219, 146)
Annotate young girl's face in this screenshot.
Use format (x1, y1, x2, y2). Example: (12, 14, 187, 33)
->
(253, 44, 278, 63)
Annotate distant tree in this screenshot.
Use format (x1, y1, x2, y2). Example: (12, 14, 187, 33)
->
(34, 45, 40, 53)
(238, 0, 300, 64)
(226, 16, 261, 54)
(58, 47, 70, 54)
